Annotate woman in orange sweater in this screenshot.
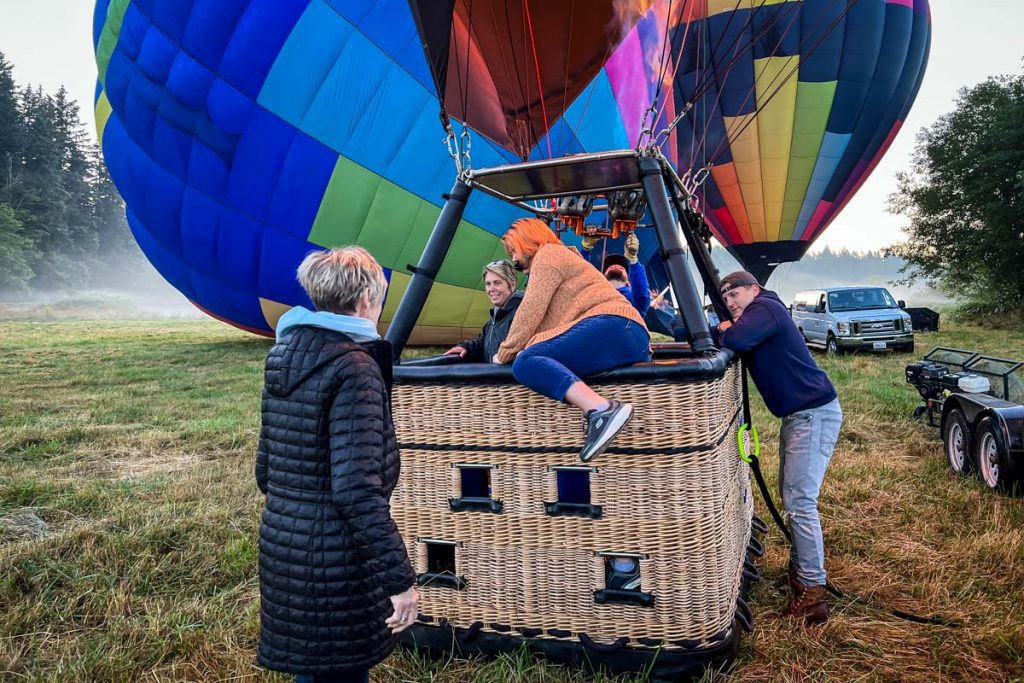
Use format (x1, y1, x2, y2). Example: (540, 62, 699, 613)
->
(494, 218, 651, 461)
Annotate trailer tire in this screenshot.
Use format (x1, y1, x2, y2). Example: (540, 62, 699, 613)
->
(974, 417, 1022, 496)
(943, 408, 973, 475)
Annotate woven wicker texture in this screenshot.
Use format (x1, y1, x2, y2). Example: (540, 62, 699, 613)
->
(392, 364, 752, 649)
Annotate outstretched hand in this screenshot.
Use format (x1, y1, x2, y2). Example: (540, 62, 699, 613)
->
(446, 345, 467, 357)
(624, 233, 640, 264)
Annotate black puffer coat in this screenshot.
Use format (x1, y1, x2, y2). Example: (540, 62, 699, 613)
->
(255, 326, 415, 676)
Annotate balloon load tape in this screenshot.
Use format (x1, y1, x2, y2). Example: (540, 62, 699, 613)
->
(555, 191, 646, 240)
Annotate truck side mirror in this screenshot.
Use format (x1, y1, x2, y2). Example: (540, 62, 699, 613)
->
(898, 300, 906, 308)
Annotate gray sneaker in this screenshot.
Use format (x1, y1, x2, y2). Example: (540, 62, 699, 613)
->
(580, 401, 634, 462)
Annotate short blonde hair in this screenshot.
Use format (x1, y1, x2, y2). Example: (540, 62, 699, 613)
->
(296, 246, 387, 314)
(482, 259, 517, 291)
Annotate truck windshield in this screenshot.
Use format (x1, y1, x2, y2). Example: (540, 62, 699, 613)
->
(827, 288, 898, 312)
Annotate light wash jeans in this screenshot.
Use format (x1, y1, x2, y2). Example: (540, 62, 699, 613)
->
(778, 398, 842, 587)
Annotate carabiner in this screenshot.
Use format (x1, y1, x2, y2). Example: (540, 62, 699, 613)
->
(737, 423, 760, 464)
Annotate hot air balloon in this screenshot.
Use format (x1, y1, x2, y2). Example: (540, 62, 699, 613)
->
(93, 1, 931, 339)
(92, 0, 651, 341)
(633, 0, 933, 281)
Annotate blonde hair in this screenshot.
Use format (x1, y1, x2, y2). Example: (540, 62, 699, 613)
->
(501, 217, 562, 260)
(482, 260, 517, 291)
(296, 246, 387, 314)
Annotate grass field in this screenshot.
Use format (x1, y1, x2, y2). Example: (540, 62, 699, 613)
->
(1, 316, 1023, 682)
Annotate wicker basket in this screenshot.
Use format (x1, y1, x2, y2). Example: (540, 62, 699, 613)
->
(391, 356, 753, 651)
(391, 356, 753, 674)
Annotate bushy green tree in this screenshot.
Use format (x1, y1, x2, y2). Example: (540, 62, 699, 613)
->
(888, 70, 1024, 315)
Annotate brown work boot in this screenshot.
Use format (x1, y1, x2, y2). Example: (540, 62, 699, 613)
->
(787, 564, 800, 595)
(783, 583, 829, 626)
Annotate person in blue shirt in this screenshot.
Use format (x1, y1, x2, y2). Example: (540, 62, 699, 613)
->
(581, 232, 651, 315)
(714, 271, 842, 626)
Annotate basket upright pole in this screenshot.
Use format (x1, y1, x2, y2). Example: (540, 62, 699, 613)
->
(385, 179, 472, 359)
(668, 190, 731, 324)
(638, 156, 715, 353)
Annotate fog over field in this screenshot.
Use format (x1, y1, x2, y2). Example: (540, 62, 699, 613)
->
(0, 246, 945, 324)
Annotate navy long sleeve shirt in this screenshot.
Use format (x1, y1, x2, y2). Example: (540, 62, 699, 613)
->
(716, 290, 836, 417)
(617, 261, 651, 315)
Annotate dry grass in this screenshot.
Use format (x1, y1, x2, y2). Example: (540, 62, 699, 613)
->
(1, 318, 1023, 682)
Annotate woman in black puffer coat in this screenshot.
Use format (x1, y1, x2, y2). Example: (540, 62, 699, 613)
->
(255, 246, 418, 683)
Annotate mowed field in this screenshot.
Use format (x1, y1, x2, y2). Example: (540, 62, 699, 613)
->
(1, 316, 1023, 682)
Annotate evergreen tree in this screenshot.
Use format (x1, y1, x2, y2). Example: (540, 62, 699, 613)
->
(0, 202, 34, 289)
(0, 55, 144, 292)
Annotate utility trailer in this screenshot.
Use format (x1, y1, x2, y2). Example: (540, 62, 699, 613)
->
(906, 347, 1024, 495)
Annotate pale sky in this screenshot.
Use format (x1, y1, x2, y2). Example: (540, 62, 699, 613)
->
(1, 0, 1021, 254)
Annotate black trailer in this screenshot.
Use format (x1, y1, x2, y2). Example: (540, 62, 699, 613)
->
(906, 347, 1024, 495)
(903, 306, 940, 332)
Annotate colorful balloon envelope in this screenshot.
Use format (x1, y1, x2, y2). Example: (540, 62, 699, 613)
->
(93, 0, 930, 337)
(631, 0, 932, 280)
(92, 0, 650, 339)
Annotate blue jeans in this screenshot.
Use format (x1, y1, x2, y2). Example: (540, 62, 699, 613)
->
(778, 398, 843, 587)
(512, 316, 652, 401)
(296, 671, 369, 683)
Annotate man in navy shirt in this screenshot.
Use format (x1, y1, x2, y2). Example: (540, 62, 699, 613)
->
(716, 271, 842, 626)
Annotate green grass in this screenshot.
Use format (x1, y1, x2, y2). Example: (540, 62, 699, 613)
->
(1, 319, 1023, 681)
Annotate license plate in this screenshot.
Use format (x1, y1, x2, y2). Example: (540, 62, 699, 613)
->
(873, 341, 888, 350)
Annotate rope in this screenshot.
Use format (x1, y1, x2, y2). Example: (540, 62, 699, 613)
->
(705, 0, 855, 165)
(636, 0, 676, 148)
(555, 0, 575, 155)
(652, 0, 699, 130)
(689, 0, 802, 163)
(737, 363, 961, 627)
(523, 0, 553, 160)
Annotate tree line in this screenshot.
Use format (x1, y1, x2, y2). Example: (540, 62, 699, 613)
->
(888, 66, 1024, 316)
(0, 52, 141, 292)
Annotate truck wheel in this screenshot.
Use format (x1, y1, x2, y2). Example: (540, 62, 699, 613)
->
(825, 334, 842, 356)
(943, 408, 973, 475)
(975, 417, 1022, 496)
(899, 341, 916, 354)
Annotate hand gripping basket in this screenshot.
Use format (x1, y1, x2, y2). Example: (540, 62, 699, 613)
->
(390, 349, 757, 680)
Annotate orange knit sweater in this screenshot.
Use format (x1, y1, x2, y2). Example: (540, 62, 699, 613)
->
(495, 243, 649, 364)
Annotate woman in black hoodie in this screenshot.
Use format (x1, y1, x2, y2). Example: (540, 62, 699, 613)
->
(446, 259, 522, 361)
(256, 246, 418, 683)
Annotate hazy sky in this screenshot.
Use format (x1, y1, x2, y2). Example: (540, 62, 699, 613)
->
(1, 0, 1021, 254)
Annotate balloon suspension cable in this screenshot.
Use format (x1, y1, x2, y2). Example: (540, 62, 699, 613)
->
(442, 116, 473, 180)
(661, 150, 712, 216)
(653, 101, 694, 148)
(459, 124, 472, 175)
(636, 103, 660, 150)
